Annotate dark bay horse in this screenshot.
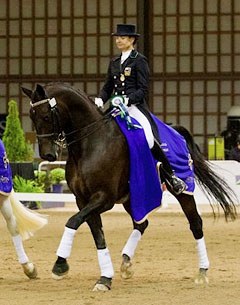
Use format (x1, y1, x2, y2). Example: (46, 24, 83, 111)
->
(22, 83, 237, 291)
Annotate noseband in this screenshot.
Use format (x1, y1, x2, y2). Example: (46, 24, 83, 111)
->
(30, 98, 66, 147)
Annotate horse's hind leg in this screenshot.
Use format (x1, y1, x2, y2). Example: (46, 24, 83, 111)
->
(177, 193, 209, 284)
(0, 194, 37, 279)
(120, 201, 149, 279)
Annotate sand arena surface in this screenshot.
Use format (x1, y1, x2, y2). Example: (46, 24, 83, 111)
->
(0, 207, 240, 305)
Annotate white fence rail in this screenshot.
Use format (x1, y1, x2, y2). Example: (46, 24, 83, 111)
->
(38, 160, 66, 171)
(16, 192, 75, 202)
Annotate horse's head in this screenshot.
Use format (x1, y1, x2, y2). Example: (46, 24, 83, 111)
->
(22, 84, 62, 161)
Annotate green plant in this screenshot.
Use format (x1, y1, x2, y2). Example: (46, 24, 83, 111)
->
(34, 170, 51, 192)
(13, 175, 44, 193)
(34, 170, 47, 186)
(49, 168, 65, 184)
(13, 175, 44, 209)
(2, 100, 34, 162)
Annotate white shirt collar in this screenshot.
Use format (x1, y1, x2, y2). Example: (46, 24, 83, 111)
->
(121, 50, 132, 64)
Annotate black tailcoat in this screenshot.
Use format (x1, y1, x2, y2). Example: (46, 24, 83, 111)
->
(99, 49, 149, 108)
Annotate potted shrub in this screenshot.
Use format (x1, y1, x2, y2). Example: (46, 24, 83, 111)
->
(39, 167, 66, 209)
(2, 100, 34, 179)
(49, 168, 65, 193)
(34, 170, 51, 192)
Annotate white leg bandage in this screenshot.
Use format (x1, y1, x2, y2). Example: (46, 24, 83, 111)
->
(196, 237, 210, 269)
(128, 105, 154, 149)
(97, 248, 114, 278)
(121, 229, 142, 259)
(12, 234, 29, 264)
(56, 227, 76, 258)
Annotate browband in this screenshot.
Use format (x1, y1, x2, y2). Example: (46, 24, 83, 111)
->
(30, 97, 57, 108)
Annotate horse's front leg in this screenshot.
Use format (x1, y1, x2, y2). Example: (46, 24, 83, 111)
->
(176, 192, 209, 284)
(52, 192, 114, 286)
(120, 201, 149, 279)
(86, 214, 114, 291)
(0, 194, 37, 279)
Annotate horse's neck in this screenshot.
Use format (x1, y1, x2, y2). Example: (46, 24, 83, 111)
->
(59, 94, 116, 149)
(60, 94, 102, 131)
(46, 84, 101, 130)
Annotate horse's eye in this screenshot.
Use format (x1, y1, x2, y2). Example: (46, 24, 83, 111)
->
(44, 115, 50, 122)
(30, 110, 35, 117)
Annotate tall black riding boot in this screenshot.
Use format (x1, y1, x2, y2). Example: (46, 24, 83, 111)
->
(151, 141, 186, 195)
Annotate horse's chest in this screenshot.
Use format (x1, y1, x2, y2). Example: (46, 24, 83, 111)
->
(66, 162, 90, 196)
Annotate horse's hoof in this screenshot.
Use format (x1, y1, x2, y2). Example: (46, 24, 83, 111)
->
(194, 268, 209, 285)
(51, 261, 69, 280)
(92, 276, 112, 291)
(120, 260, 134, 279)
(22, 262, 38, 279)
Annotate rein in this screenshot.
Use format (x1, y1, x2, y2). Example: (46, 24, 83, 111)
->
(30, 97, 113, 148)
(65, 114, 111, 147)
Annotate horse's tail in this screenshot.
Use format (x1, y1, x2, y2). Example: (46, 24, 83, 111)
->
(9, 190, 48, 240)
(173, 125, 237, 220)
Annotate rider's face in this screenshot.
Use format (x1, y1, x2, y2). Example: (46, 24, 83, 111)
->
(115, 36, 135, 52)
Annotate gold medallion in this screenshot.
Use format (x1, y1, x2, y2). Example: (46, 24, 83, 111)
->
(124, 67, 131, 76)
(120, 74, 125, 81)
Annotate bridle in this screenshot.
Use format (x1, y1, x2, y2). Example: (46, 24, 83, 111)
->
(30, 97, 66, 149)
(30, 97, 112, 148)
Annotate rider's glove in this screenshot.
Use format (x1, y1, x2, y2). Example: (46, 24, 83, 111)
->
(124, 97, 129, 106)
(94, 97, 104, 108)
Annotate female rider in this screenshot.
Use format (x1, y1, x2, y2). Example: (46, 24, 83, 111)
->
(95, 24, 186, 195)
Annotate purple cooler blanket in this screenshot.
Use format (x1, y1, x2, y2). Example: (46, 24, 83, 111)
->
(152, 116, 195, 193)
(115, 115, 162, 223)
(114, 113, 195, 223)
(0, 140, 13, 194)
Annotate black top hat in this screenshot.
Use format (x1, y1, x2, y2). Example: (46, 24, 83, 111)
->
(112, 24, 140, 37)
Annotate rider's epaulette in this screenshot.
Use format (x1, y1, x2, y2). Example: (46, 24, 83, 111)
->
(129, 50, 138, 58)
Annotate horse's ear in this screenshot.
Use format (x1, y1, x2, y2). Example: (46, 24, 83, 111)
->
(36, 84, 47, 98)
(21, 87, 33, 99)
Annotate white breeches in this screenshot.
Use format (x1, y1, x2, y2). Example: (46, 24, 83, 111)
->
(128, 105, 154, 149)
